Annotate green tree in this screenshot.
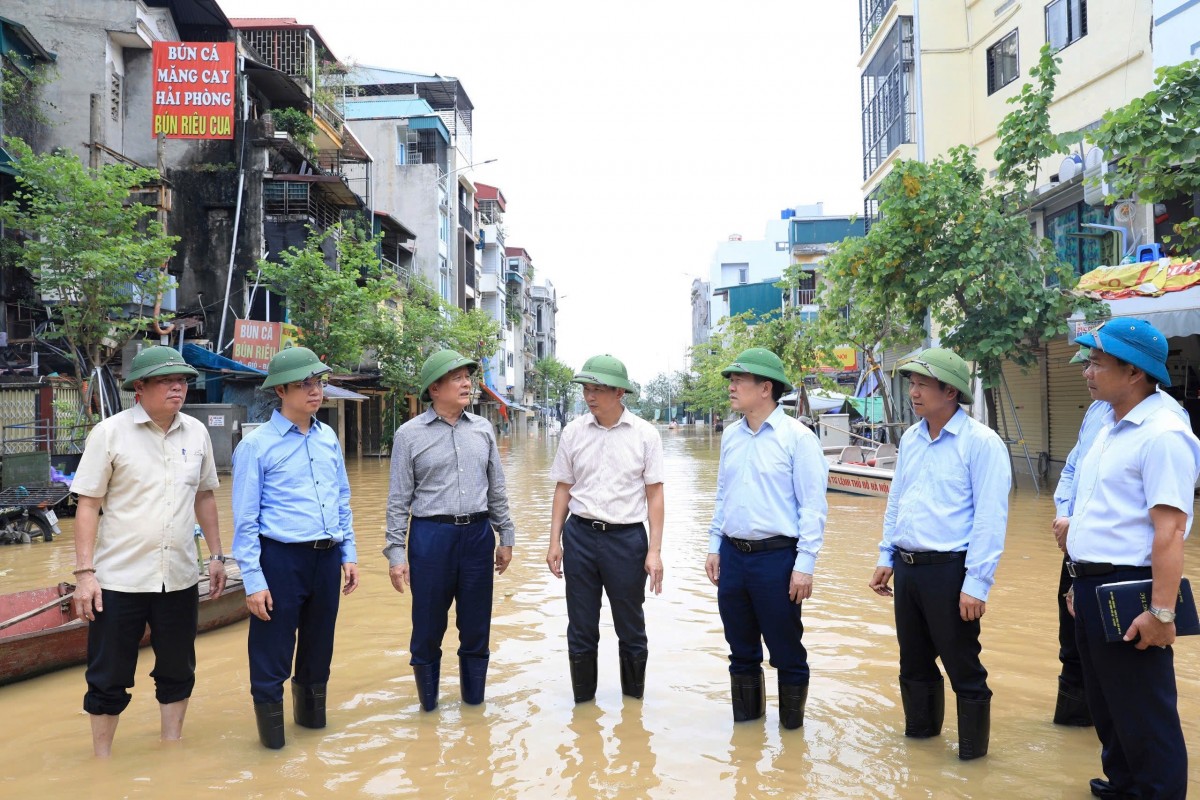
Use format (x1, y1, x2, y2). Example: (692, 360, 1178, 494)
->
(257, 221, 396, 370)
(445, 307, 503, 367)
(0, 137, 178, 409)
(534, 355, 576, 412)
(373, 278, 445, 401)
(1086, 58, 1200, 256)
(679, 312, 757, 420)
(639, 371, 684, 421)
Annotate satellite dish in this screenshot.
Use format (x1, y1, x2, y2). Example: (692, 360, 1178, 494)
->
(1083, 146, 1110, 206)
(1058, 154, 1082, 182)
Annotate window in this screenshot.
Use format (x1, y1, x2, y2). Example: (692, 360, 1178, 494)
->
(439, 257, 451, 301)
(738, 266, 749, 284)
(986, 31, 1019, 95)
(1046, 0, 1086, 51)
(439, 211, 450, 243)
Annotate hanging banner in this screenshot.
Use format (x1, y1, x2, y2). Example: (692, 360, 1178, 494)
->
(151, 41, 235, 140)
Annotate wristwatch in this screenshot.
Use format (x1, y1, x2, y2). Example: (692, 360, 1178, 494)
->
(208, 554, 226, 564)
(1149, 605, 1176, 624)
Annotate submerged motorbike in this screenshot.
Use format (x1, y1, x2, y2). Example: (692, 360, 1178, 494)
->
(0, 497, 61, 544)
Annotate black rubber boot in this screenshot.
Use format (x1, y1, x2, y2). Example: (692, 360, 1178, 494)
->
(254, 701, 285, 749)
(460, 656, 489, 705)
(1053, 676, 1093, 726)
(899, 677, 945, 738)
(413, 662, 440, 712)
(619, 653, 647, 699)
(569, 653, 598, 703)
(957, 696, 991, 760)
(292, 681, 327, 729)
(779, 681, 809, 730)
(731, 669, 765, 722)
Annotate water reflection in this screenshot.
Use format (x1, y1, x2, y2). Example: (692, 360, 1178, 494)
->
(1, 426, 1198, 798)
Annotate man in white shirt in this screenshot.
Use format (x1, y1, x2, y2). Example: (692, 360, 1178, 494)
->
(547, 354, 664, 703)
(71, 346, 225, 757)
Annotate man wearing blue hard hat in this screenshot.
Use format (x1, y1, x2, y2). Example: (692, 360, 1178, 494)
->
(1065, 318, 1200, 800)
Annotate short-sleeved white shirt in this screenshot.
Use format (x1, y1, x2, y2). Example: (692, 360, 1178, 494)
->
(1068, 392, 1200, 565)
(549, 408, 664, 524)
(72, 404, 220, 592)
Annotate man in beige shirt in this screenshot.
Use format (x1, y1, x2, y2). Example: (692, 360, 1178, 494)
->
(547, 354, 664, 703)
(71, 346, 225, 757)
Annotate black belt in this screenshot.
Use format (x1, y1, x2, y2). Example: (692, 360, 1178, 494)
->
(419, 512, 489, 526)
(727, 535, 795, 553)
(571, 516, 641, 532)
(1066, 561, 1141, 578)
(263, 536, 339, 550)
(896, 549, 964, 566)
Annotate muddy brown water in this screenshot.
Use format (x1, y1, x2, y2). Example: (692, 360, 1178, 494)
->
(1, 427, 1197, 798)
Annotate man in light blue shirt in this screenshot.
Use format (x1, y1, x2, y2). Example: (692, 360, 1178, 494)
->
(706, 348, 828, 729)
(233, 347, 359, 749)
(1050, 346, 1188, 728)
(868, 347, 1010, 761)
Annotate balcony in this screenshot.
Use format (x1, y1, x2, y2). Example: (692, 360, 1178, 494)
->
(861, 16, 914, 180)
(860, 0, 898, 52)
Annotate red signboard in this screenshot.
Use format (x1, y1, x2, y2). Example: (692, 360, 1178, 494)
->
(231, 320, 301, 370)
(151, 41, 235, 140)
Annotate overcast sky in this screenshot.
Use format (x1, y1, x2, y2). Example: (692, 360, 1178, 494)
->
(219, 0, 864, 384)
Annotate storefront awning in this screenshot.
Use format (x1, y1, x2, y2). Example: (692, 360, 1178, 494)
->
(324, 384, 367, 401)
(1070, 284, 1200, 341)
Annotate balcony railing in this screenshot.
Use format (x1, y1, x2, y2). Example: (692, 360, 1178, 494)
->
(860, 0, 897, 52)
(861, 17, 914, 179)
(263, 180, 342, 229)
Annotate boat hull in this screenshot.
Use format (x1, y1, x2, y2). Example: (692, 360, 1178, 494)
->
(827, 463, 894, 497)
(0, 579, 248, 687)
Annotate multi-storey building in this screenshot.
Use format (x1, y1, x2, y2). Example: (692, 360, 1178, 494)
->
(856, 0, 1183, 481)
(504, 246, 535, 410)
(345, 67, 477, 310)
(530, 280, 557, 363)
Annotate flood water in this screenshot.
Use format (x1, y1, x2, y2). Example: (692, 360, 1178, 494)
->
(1, 427, 1198, 798)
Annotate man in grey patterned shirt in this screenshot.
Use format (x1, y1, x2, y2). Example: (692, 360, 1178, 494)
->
(385, 350, 516, 712)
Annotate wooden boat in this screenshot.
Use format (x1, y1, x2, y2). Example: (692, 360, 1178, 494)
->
(0, 573, 248, 687)
(826, 444, 895, 498)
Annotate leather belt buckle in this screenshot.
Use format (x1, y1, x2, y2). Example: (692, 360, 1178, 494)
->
(900, 551, 916, 565)
(1066, 561, 1079, 578)
(734, 539, 752, 553)
(590, 520, 609, 531)
(313, 538, 337, 550)
(453, 514, 472, 526)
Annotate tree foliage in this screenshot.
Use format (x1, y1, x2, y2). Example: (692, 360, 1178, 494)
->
(534, 355, 576, 411)
(1087, 58, 1200, 256)
(257, 221, 396, 370)
(0, 137, 179, 406)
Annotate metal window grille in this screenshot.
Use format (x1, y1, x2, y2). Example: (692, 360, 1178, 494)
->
(859, 0, 898, 52)
(861, 17, 914, 180)
(241, 29, 315, 87)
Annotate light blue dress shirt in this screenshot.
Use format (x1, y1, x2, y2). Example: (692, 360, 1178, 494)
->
(1067, 392, 1200, 565)
(232, 410, 357, 595)
(1053, 392, 1188, 518)
(877, 407, 1011, 601)
(707, 405, 829, 574)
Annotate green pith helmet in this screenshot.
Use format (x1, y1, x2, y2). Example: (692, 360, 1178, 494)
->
(572, 354, 638, 397)
(1068, 346, 1091, 365)
(898, 347, 975, 404)
(721, 347, 793, 390)
(419, 349, 478, 401)
(260, 346, 332, 390)
(122, 345, 198, 390)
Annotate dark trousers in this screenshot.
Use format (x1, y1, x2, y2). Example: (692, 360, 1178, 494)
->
(248, 537, 342, 704)
(1057, 556, 1085, 688)
(562, 516, 648, 659)
(83, 586, 199, 715)
(893, 554, 990, 701)
(1074, 567, 1187, 799)
(716, 536, 808, 683)
(408, 516, 495, 666)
